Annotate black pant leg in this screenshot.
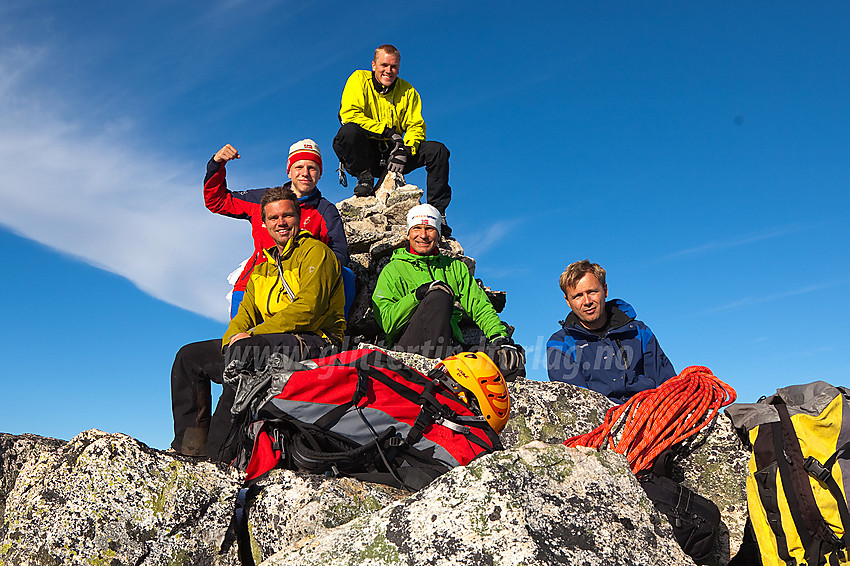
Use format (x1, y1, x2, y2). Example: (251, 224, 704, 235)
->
(223, 333, 332, 370)
(170, 339, 225, 456)
(393, 290, 455, 359)
(208, 333, 332, 461)
(333, 123, 383, 177)
(207, 382, 237, 462)
(407, 140, 451, 214)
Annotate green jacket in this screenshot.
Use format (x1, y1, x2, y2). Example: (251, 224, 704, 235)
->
(338, 70, 426, 155)
(223, 231, 345, 351)
(372, 248, 507, 346)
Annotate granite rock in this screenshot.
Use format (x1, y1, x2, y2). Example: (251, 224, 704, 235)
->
(263, 442, 695, 566)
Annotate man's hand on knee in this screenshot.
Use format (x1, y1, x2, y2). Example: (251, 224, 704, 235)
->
(490, 336, 526, 380)
(228, 332, 251, 346)
(386, 143, 409, 173)
(415, 280, 454, 301)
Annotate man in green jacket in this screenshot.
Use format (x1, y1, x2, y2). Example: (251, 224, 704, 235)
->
(170, 186, 345, 459)
(372, 204, 524, 378)
(333, 44, 452, 234)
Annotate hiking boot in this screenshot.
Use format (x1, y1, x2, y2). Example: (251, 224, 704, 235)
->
(353, 171, 375, 197)
(175, 427, 208, 457)
(441, 218, 453, 239)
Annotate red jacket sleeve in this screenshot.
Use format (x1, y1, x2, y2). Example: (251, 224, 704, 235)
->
(203, 157, 255, 219)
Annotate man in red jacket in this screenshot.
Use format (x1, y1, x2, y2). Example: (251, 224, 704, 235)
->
(204, 139, 350, 317)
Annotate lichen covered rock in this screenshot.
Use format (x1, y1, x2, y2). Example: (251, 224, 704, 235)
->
(501, 378, 614, 447)
(0, 429, 241, 564)
(263, 441, 694, 566)
(0, 433, 66, 525)
(240, 470, 406, 564)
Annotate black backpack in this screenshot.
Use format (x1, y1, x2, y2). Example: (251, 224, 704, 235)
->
(638, 449, 721, 563)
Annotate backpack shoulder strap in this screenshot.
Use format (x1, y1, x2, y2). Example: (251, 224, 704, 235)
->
(773, 400, 847, 564)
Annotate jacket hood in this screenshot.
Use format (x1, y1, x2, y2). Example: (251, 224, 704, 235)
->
(562, 298, 636, 335)
(391, 246, 443, 263)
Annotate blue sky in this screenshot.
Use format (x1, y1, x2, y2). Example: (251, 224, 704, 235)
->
(1, 1, 848, 450)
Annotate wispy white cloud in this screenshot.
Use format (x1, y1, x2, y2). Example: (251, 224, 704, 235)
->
(0, 43, 247, 321)
(458, 219, 523, 258)
(664, 225, 805, 261)
(698, 279, 849, 315)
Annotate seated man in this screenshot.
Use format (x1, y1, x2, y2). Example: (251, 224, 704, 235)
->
(547, 259, 676, 403)
(171, 186, 346, 459)
(204, 139, 349, 317)
(333, 44, 452, 234)
(372, 204, 523, 378)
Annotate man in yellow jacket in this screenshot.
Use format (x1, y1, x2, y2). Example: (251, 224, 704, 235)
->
(170, 186, 345, 459)
(333, 44, 452, 234)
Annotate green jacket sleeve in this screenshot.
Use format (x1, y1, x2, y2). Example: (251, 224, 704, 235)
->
(450, 260, 507, 340)
(372, 261, 421, 343)
(251, 243, 341, 337)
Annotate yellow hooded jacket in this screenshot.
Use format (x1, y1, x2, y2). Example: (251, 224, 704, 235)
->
(222, 230, 345, 351)
(339, 70, 426, 155)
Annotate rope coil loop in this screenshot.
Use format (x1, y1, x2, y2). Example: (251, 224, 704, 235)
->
(564, 366, 737, 474)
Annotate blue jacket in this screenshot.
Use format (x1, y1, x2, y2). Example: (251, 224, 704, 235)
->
(546, 299, 676, 403)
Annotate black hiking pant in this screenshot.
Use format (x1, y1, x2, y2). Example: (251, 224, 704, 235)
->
(170, 332, 329, 461)
(333, 123, 452, 214)
(393, 290, 457, 359)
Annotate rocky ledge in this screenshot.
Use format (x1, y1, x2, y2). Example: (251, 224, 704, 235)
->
(0, 379, 748, 566)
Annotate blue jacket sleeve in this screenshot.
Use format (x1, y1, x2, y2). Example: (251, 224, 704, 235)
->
(546, 333, 586, 387)
(317, 198, 350, 268)
(639, 328, 676, 386)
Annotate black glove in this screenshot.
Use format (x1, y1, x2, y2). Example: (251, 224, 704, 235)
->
(386, 143, 408, 173)
(389, 132, 404, 150)
(489, 336, 526, 381)
(415, 280, 454, 301)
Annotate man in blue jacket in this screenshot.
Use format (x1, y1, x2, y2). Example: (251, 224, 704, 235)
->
(547, 259, 676, 403)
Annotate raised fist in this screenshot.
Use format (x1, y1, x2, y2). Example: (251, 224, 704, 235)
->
(213, 144, 241, 163)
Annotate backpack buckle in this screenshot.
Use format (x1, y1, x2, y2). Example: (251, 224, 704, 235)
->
(269, 428, 284, 452)
(324, 464, 340, 478)
(436, 417, 470, 434)
(804, 455, 832, 482)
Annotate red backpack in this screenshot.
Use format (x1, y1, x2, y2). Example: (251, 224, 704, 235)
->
(225, 348, 503, 490)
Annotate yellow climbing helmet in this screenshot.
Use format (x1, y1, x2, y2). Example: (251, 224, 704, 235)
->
(435, 352, 510, 433)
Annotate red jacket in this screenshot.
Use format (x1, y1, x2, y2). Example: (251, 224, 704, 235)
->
(204, 157, 349, 292)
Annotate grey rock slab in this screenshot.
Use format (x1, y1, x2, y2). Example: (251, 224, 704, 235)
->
(261, 441, 695, 566)
(0, 429, 242, 565)
(501, 379, 614, 448)
(0, 433, 67, 525)
(498, 379, 749, 564)
(244, 470, 406, 564)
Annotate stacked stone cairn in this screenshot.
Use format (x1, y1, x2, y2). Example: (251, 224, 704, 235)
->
(339, 173, 506, 345)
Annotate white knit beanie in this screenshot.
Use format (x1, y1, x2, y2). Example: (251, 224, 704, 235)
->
(406, 204, 442, 236)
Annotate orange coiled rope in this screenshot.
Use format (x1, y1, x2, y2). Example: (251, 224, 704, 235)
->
(563, 366, 737, 474)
